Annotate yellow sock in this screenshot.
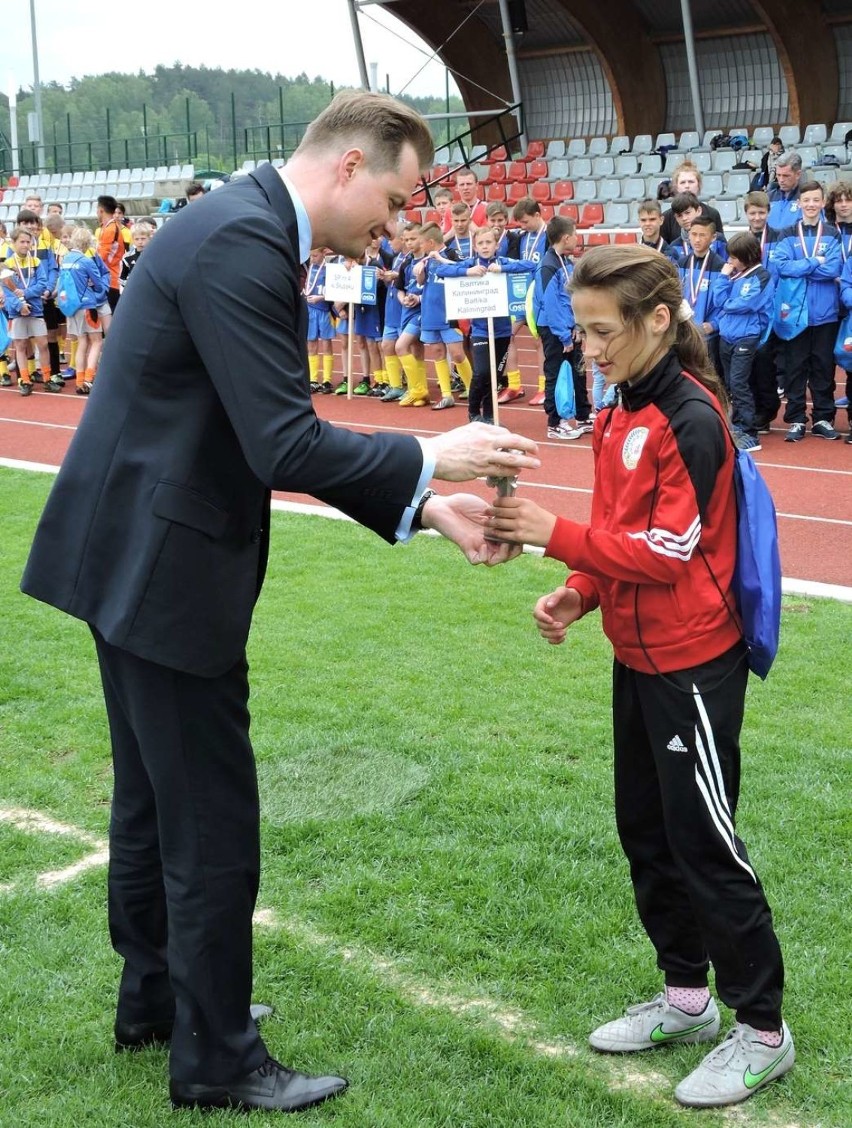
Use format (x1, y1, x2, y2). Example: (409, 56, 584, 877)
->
(70, 340, 78, 369)
(434, 358, 452, 397)
(0, 357, 7, 377)
(400, 353, 425, 396)
(538, 373, 546, 392)
(507, 369, 521, 390)
(308, 355, 319, 381)
(373, 368, 385, 385)
(28, 358, 36, 375)
(457, 357, 473, 391)
(323, 354, 334, 382)
(385, 355, 403, 389)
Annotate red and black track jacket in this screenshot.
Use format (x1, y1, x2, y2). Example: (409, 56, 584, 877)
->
(545, 351, 742, 673)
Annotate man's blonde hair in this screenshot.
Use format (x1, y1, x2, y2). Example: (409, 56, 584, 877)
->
(296, 91, 434, 173)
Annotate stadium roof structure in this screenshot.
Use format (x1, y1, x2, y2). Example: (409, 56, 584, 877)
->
(350, 1, 851, 142)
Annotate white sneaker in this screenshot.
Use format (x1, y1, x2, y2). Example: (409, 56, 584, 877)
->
(675, 1021, 794, 1108)
(547, 423, 587, 441)
(589, 993, 720, 1053)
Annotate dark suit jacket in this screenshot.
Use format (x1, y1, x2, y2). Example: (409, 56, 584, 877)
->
(21, 164, 423, 676)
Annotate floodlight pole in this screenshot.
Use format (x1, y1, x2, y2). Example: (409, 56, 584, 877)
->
(8, 81, 20, 177)
(347, 0, 371, 91)
(680, 0, 705, 137)
(497, 0, 528, 153)
(29, 0, 45, 171)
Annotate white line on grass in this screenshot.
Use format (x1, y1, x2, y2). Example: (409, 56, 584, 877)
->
(0, 807, 109, 891)
(3, 461, 851, 603)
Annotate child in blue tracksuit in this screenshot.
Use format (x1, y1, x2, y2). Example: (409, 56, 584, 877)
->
(712, 233, 775, 451)
(773, 180, 842, 442)
(838, 249, 852, 443)
(434, 227, 534, 423)
(3, 226, 58, 395)
(828, 182, 852, 442)
(531, 216, 592, 438)
(679, 217, 725, 375)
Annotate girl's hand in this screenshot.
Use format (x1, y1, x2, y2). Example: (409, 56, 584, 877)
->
(487, 496, 557, 548)
(533, 586, 584, 645)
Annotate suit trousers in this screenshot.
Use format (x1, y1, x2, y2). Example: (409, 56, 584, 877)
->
(92, 628, 268, 1083)
(612, 644, 784, 1030)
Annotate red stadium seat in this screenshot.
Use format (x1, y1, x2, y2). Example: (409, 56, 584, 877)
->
(507, 161, 528, 182)
(423, 209, 440, 225)
(558, 203, 579, 221)
(552, 180, 575, 202)
(528, 159, 548, 180)
(408, 187, 427, 207)
(507, 181, 533, 202)
(429, 164, 449, 183)
(482, 162, 507, 186)
(614, 232, 637, 245)
(486, 182, 507, 202)
(523, 140, 546, 160)
(404, 209, 423, 224)
(531, 181, 553, 205)
(579, 203, 605, 227)
(585, 232, 612, 246)
(484, 145, 508, 163)
(539, 204, 554, 221)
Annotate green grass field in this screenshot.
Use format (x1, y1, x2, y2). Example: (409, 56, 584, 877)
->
(1, 467, 850, 1128)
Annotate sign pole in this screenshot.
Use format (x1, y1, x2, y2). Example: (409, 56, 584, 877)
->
(487, 316, 499, 427)
(346, 301, 355, 400)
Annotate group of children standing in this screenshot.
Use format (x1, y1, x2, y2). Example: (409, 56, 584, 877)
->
(0, 195, 155, 397)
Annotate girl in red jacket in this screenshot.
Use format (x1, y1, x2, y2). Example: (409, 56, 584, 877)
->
(489, 244, 793, 1110)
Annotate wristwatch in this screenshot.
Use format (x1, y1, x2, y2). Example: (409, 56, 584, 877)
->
(411, 488, 437, 533)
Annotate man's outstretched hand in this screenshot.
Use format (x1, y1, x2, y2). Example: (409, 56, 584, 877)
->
(422, 422, 539, 483)
(420, 493, 523, 566)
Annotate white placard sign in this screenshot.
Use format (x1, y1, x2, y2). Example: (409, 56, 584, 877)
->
(443, 273, 509, 319)
(323, 262, 364, 304)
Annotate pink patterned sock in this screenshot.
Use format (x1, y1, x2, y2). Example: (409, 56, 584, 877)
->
(753, 1026, 783, 1047)
(665, 986, 711, 1015)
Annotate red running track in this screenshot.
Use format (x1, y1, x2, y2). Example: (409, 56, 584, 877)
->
(1, 376, 850, 590)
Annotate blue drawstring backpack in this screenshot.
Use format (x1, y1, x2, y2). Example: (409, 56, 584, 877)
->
(554, 358, 576, 419)
(56, 264, 83, 317)
(773, 275, 808, 340)
(0, 309, 10, 354)
(834, 311, 852, 369)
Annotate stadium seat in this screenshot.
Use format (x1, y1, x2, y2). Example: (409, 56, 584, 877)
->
(434, 146, 451, 164)
(796, 146, 819, 167)
(722, 172, 751, 197)
(779, 125, 801, 147)
(714, 199, 739, 226)
(751, 126, 775, 147)
(487, 182, 507, 202)
(592, 156, 615, 177)
(528, 159, 549, 181)
(545, 158, 570, 182)
(483, 162, 507, 184)
(508, 181, 532, 202)
(702, 174, 724, 198)
(621, 177, 647, 201)
(711, 150, 736, 172)
(588, 137, 608, 157)
(585, 232, 611, 247)
(579, 203, 604, 226)
(604, 202, 630, 226)
(539, 204, 554, 221)
(729, 128, 749, 143)
(829, 122, 852, 143)
(552, 180, 575, 202)
(693, 151, 712, 173)
(803, 124, 827, 146)
(640, 153, 662, 174)
(817, 145, 847, 165)
(609, 135, 630, 155)
(598, 178, 621, 201)
(409, 186, 427, 206)
(678, 131, 700, 151)
(558, 203, 579, 221)
(574, 180, 598, 203)
(523, 140, 546, 160)
(483, 145, 508, 163)
(614, 231, 638, 245)
(654, 133, 676, 151)
(531, 181, 552, 205)
(569, 157, 592, 179)
(166, 164, 181, 180)
(701, 130, 721, 149)
(470, 145, 488, 162)
(546, 140, 566, 159)
(632, 135, 653, 155)
(567, 139, 586, 158)
(615, 155, 639, 177)
(507, 161, 528, 182)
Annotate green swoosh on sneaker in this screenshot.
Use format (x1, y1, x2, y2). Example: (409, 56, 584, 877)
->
(649, 1017, 715, 1044)
(743, 1042, 793, 1089)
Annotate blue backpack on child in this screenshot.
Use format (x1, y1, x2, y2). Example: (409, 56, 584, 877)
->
(56, 264, 83, 317)
(0, 309, 10, 354)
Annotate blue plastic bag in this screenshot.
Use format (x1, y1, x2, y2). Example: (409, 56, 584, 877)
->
(554, 357, 576, 419)
(56, 264, 83, 317)
(0, 309, 9, 354)
(834, 311, 852, 369)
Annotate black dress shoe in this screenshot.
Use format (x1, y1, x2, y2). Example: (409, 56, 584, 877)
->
(115, 1002, 274, 1053)
(169, 1056, 349, 1111)
(114, 1017, 175, 1052)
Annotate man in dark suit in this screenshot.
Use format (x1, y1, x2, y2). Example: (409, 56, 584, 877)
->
(20, 92, 539, 1114)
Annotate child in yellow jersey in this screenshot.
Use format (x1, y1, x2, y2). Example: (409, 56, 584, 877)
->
(0, 222, 11, 386)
